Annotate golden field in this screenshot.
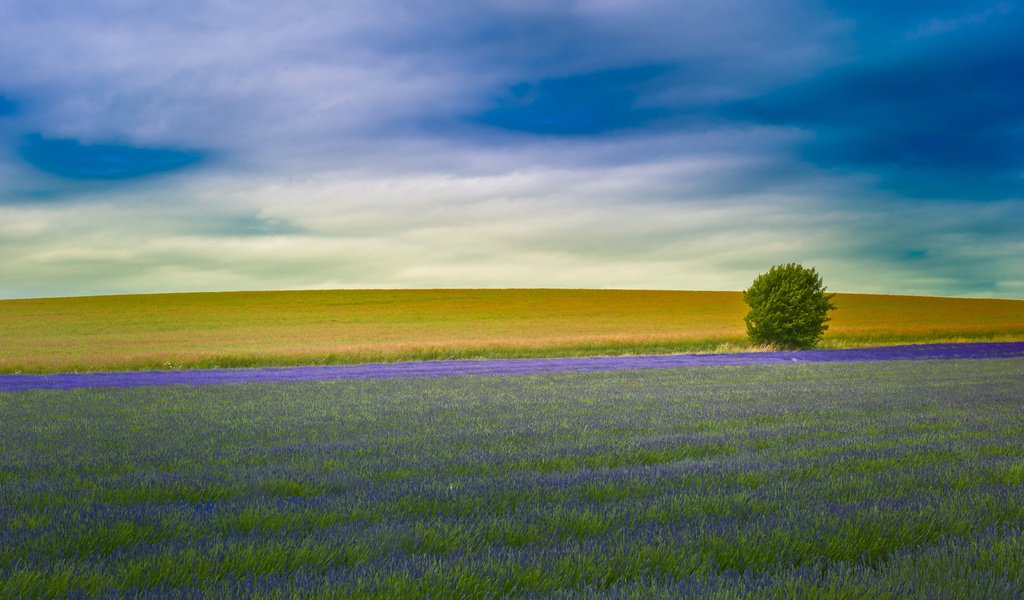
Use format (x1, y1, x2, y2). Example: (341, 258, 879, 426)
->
(1, 289, 1023, 373)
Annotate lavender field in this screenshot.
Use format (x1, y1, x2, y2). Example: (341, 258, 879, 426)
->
(2, 358, 1024, 598)
(3, 341, 1023, 392)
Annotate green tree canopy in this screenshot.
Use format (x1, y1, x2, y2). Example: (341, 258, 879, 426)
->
(743, 263, 837, 350)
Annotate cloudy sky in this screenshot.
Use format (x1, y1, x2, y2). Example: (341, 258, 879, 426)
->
(1, 1, 1022, 299)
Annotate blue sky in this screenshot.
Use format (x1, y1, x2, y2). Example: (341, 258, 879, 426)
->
(0, 0, 1021, 299)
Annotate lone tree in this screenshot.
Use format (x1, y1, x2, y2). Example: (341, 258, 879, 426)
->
(743, 263, 836, 350)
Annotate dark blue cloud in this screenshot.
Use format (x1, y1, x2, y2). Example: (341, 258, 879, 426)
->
(0, 95, 16, 116)
(18, 134, 204, 180)
(724, 55, 1024, 198)
(723, 4, 1024, 199)
(472, 65, 677, 136)
(824, 0, 1014, 47)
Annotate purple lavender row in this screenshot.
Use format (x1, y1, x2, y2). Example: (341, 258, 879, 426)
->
(2, 341, 1023, 392)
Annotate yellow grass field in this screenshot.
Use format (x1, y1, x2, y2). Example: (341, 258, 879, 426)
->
(1, 289, 1023, 373)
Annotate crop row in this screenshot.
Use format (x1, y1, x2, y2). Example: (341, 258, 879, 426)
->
(3, 341, 1023, 391)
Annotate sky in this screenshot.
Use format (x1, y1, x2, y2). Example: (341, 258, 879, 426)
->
(0, 0, 1022, 299)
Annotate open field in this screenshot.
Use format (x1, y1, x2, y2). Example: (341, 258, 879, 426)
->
(2, 289, 1023, 373)
(2, 359, 1023, 597)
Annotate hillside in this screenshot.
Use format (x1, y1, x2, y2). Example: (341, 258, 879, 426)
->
(2, 289, 1023, 373)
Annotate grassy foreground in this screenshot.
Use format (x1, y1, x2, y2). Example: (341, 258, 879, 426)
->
(2, 359, 1023, 597)
(2, 289, 1023, 373)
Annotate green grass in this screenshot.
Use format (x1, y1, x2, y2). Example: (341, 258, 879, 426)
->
(2, 288, 1023, 373)
(2, 359, 1023, 597)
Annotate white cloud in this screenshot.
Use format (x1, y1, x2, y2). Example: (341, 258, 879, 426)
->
(4, 143, 1020, 299)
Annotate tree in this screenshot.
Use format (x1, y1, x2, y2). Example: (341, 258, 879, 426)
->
(743, 263, 836, 350)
